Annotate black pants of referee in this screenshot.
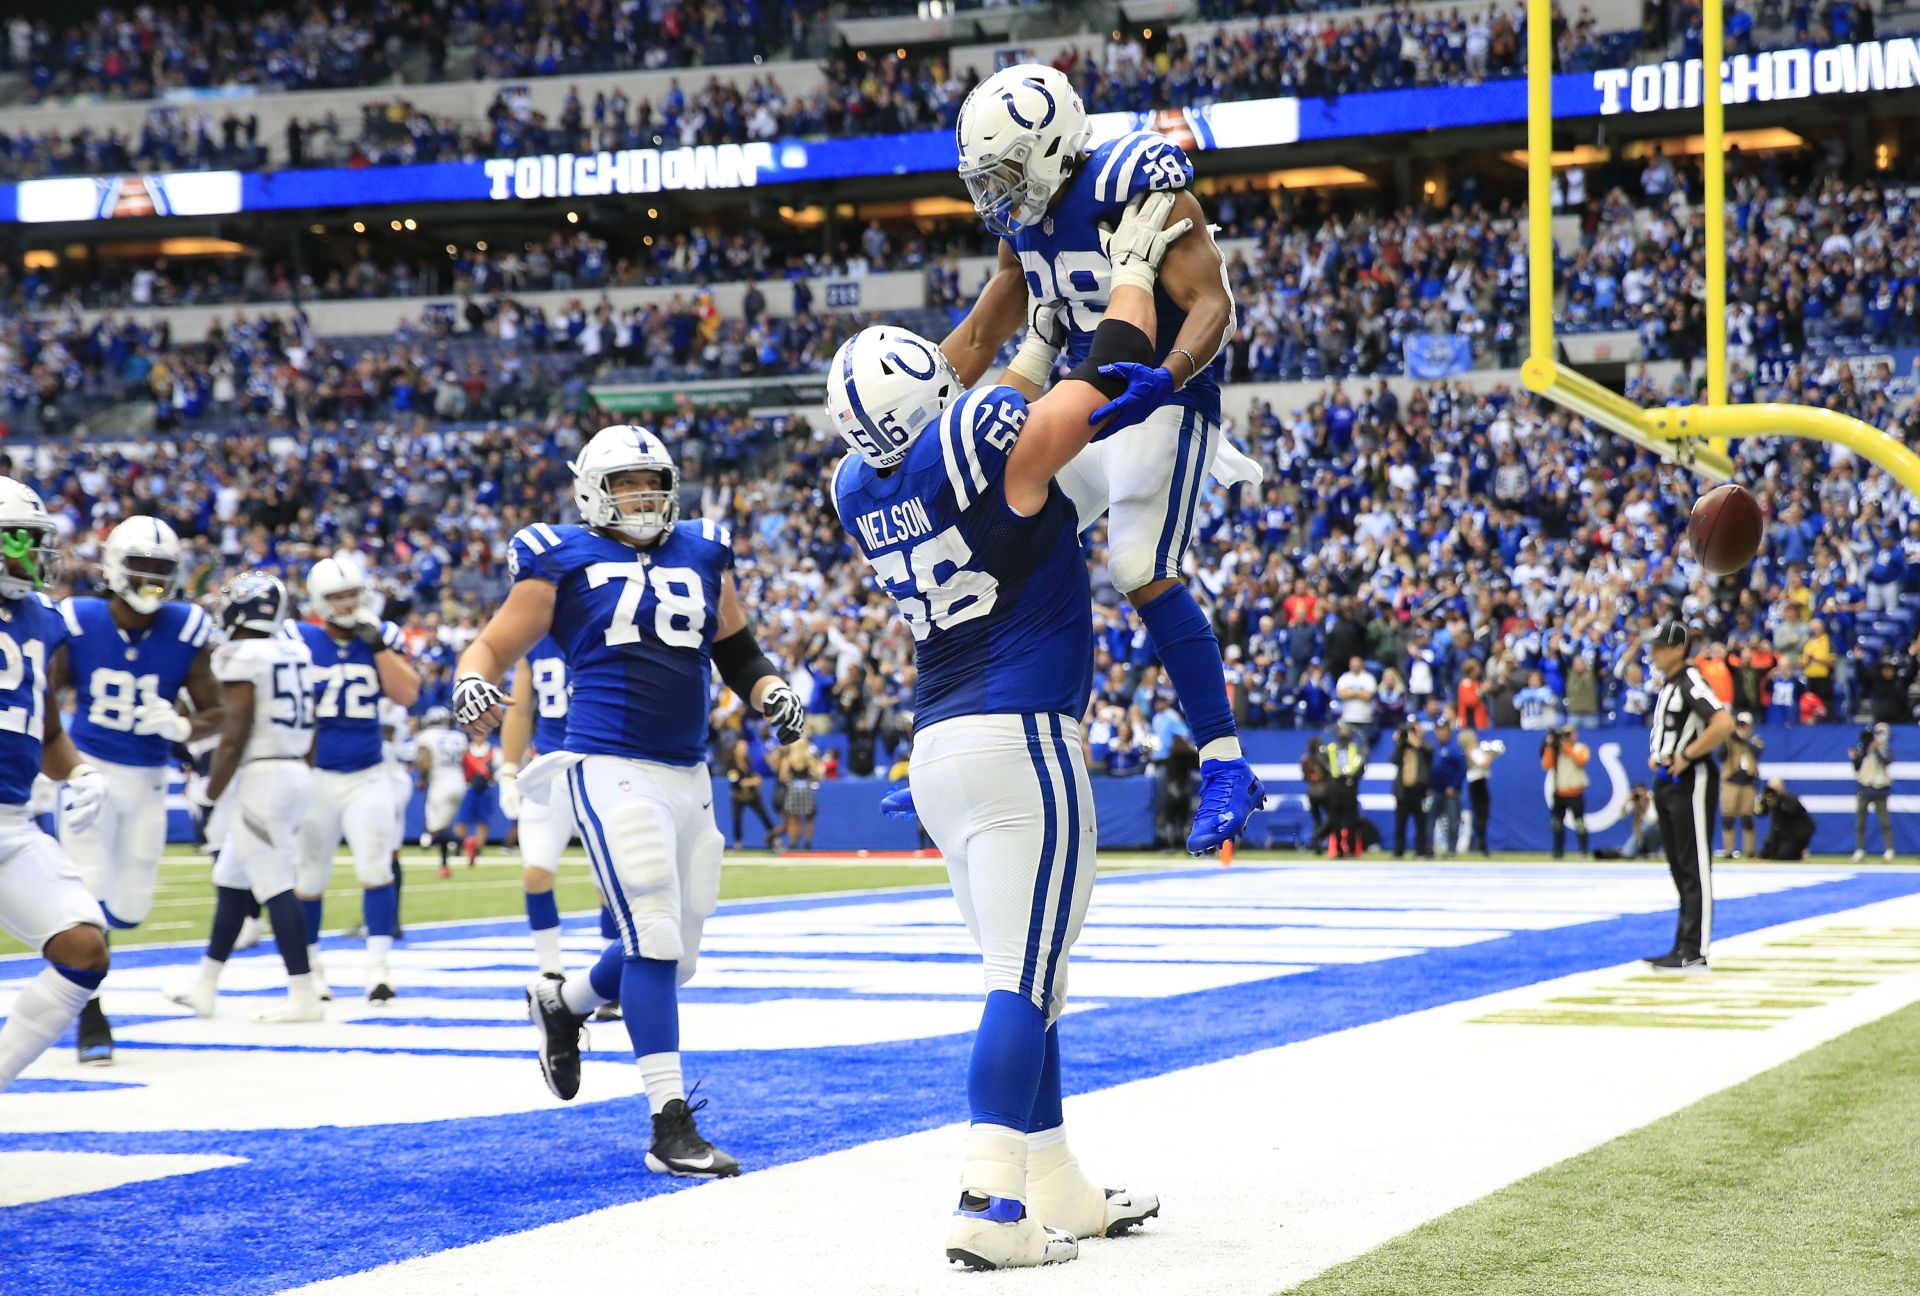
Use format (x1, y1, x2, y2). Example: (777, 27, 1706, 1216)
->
(1654, 762, 1718, 959)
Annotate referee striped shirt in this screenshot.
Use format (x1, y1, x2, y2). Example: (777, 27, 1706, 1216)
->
(1651, 666, 1727, 769)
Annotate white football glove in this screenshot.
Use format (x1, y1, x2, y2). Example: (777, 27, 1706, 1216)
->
(759, 682, 807, 746)
(496, 761, 521, 820)
(1008, 298, 1065, 388)
(1103, 190, 1194, 295)
(453, 674, 506, 730)
(64, 765, 108, 835)
(135, 697, 193, 743)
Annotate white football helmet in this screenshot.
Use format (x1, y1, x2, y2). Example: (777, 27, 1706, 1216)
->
(825, 326, 962, 470)
(956, 63, 1090, 237)
(0, 477, 59, 601)
(569, 424, 679, 544)
(422, 705, 452, 729)
(102, 515, 184, 615)
(306, 556, 370, 628)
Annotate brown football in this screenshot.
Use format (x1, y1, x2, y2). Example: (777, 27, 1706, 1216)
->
(1687, 483, 1765, 576)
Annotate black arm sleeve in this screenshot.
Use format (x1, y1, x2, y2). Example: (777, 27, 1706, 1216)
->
(1065, 318, 1155, 397)
(712, 627, 780, 702)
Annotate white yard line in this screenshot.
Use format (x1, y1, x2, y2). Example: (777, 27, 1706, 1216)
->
(295, 892, 1920, 1296)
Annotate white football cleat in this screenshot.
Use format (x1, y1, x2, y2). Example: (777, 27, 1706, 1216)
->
(1030, 1171, 1160, 1238)
(946, 1195, 1078, 1271)
(309, 952, 333, 1002)
(256, 993, 325, 1024)
(166, 983, 217, 1019)
(233, 916, 262, 950)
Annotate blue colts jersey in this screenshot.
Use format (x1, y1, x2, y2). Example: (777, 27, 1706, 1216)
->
(1008, 130, 1220, 424)
(526, 634, 569, 755)
(61, 596, 213, 768)
(0, 594, 69, 806)
(510, 520, 733, 767)
(281, 619, 409, 772)
(834, 385, 1092, 730)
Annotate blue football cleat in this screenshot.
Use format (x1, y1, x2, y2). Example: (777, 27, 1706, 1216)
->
(1187, 758, 1267, 855)
(879, 785, 917, 819)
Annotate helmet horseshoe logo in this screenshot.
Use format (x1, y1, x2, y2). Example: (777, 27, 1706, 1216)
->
(1003, 79, 1056, 130)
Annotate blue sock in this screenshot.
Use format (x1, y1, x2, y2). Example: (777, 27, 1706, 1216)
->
(52, 962, 106, 992)
(362, 884, 397, 939)
(968, 990, 1047, 1129)
(620, 957, 680, 1058)
(300, 897, 324, 943)
(598, 904, 619, 941)
(206, 886, 254, 962)
(263, 891, 311, 976)
(587, 940, 623, 1002)
(1138, 584, 1236, 750)
(526, 890, 560, 931)
(1026, 1024, 1063, 1133)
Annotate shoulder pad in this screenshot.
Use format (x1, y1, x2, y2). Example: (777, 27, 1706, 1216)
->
(932, 385, 1027, 512)
(508, 523, 581, 583)
(1093, 131, 1193, 205)
(680, 518, 734, 551)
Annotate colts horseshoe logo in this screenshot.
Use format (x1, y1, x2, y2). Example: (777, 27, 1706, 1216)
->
(1003, 79, 1057, 130)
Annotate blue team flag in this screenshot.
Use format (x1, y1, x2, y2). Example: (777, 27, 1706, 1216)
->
(1404, 333, 1474, 379)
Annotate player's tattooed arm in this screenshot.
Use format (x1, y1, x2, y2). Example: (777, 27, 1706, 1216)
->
(180, 644, 226, 742)
(1154, 190, 1233, 389)
(456, 579, 556, 736)
(942, 240, 1029, 388)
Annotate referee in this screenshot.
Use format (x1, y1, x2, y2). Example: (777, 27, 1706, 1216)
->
(1645, 622, 1736, 971)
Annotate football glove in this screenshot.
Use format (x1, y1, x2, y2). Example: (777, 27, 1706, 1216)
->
(351, 612, 389, 651)
(453, 674, 506, 729)
(497, 761, 521, 820)
(1007, 298, 1066, 388)
(879, 785, 918, 820)
(760, 682, 807, 746)
(1089, 361, 1177, 437)
(135, 697, 193, 743)
(64, 765, 108, 835)
(1103, 190, 1194, 295)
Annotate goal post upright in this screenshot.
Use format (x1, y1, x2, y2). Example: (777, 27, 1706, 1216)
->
(1519, 0, 1920, 495)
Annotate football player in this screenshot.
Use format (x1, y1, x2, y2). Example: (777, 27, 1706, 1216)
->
(832, 191, 1183, 1269)
(452, 424, 808, 1179)
(0, 479, 112, 1091)
(167, 573, 323, 1023)
(377, 696, 416, 930)
(284, 558, 420, 1002)
(414, 707, 469, 878)
(53, 515, 223, 1064)
(498, 636, 582, 979)
(945, 64, 1267, 854)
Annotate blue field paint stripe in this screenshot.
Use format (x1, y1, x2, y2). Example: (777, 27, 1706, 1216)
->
(1152, 407, 1196, 578)
(4, 869, 1919, 1296)
(1017, 714, 1059, 1001)
(1039, 716, 1082, 1007)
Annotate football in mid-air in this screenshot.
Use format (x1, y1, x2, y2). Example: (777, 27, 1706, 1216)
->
(1688, 483, 1765, 575)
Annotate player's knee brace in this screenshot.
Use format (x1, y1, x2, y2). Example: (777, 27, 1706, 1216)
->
(1065, 319, 1154, 396)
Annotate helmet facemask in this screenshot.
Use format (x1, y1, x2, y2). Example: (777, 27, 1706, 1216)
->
(111, 552, 182, 615)
(598, 467, 678, 544)
(0, 523, 58, 600)
(319, 586, 368, 629)
(961, 138, 1047, 238)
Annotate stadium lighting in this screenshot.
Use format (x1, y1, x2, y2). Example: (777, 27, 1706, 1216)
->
(404, 219, 418, 231)
(353, 221, 366, 233)
(567, 211, 579, 223)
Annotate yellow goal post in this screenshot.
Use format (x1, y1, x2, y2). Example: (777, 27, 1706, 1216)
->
(1521, 0, 1920, 495)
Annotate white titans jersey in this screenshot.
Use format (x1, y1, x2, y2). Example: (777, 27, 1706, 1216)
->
(420, 727, 469, 773)
(381, 698, 418, 765)
(212, 635, 316, 761)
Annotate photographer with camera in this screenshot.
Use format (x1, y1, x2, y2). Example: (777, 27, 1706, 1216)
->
(1850, 722, 1897, 863)
(1541, 723, 1591, 859)
(1391, 721, 1432, 858)
(1758, 779, 1815, 860)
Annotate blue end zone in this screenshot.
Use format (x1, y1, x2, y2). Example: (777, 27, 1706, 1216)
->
(3, 868, 1917, 1295)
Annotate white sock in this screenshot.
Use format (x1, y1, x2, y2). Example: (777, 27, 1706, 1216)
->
(0, 967, 95, 1090)
(1026, 1126, 1106, 1235)
(960, 1123, 1029, 1201)
(366, 934, 393, 967)
(307, 945, 325, 970)
(532, 926, 563, 977)
(1199, 737, 1244, 764)
(561, 974, 609, 1015)
(287, 973, 317, 1002)
(637, 1051, 685, 1114)
(197, 956, 225, 989)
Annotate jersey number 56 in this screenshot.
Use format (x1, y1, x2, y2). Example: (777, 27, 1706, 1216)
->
(870, 527, 998, 642)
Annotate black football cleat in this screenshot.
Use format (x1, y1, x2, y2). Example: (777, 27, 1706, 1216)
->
(76, 998, 114, 1066)
(646, 1094, 740, 1178)
(1645, 952, 1709, 973)
(526, 977, 588, 1101)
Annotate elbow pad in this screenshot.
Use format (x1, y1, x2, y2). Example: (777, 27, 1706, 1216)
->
(1066, 319, 1154, 397)
(712, 627, 780, 701)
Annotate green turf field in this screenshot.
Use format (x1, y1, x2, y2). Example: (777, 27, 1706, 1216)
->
(1282, 1000, 1920, 1296)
